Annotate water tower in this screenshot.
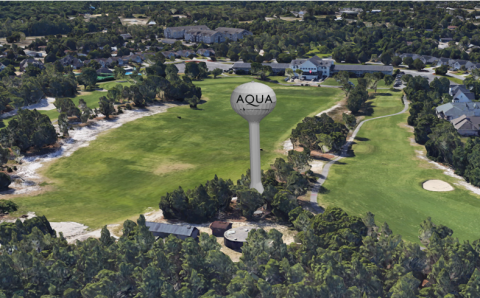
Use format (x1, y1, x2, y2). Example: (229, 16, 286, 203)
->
(231, 81, 277, 194)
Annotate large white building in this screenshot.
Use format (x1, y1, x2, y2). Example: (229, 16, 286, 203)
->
(164, 25, 252, 44)
(289, 56, 334, 80)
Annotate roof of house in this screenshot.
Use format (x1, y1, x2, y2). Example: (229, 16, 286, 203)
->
(146, 222, 197, 237)
(209, 221, 232, 230)
(196, 48, 215, 54)
(96, 67, 112, 74)
(186, 29, 220, 36)
(451, 85, 470, 94)
(290, 56, 332, 67)
(120, 33, 132, 39)
(333, 64, 393, 72)
(455, 60, 469, 65)
(214, 27, 250, 34)
(453, 89, 475, 101)
(451, 115, 480, 130)
(436, 102, 480, 119)
(167, 25, 210, 32)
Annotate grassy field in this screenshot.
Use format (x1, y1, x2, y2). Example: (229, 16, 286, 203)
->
(318, 92, 480, 243)
(13, 76, 343, 229)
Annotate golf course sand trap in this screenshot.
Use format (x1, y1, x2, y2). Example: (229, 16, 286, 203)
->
(423, 180, 454, 192)
(8, 103, 178, 196)
(415, 150, 480, 195)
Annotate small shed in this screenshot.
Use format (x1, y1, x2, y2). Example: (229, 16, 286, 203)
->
(209, 221, 232, 237)
(146, 222, 199, 240)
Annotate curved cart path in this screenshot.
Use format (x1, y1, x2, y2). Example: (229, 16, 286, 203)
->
(309, 95, 409, 212)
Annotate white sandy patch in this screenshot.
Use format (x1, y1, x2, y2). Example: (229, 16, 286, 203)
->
(310, 159, 324, 173)
(0, 98, 56, 119)
(7, 103, 177, 195)
(423, 180, 454, 192)
(415, 150, 480, 195)
(316, 103, 341, 117)
(144, 207, 164, 222)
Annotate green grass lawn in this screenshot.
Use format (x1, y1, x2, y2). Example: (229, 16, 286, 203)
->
(318, 92, 480, 243)
(12, 77, 343, 229)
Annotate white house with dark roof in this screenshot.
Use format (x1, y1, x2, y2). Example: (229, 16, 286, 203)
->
(450, 85, 475, 102)
(214, 27, 252, 41)
(453, 60, 474, 70)
(289, 56, 334, 80)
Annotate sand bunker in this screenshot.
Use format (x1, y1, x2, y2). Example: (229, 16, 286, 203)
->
(423, 180, 454, 192)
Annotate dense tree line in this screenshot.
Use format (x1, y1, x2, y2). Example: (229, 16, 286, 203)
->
(2, 206, 480, 297)
(160, 149, 311, 223)
(406, 75, 480, 187)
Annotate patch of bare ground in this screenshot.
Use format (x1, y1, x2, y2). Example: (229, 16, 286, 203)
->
(325, 99, 348, 122)
(153, 163, 196, 175)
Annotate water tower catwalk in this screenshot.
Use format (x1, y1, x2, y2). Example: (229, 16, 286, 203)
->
(231, 81, 277, 194)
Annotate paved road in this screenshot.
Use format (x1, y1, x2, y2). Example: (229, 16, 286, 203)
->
(308, 95, 410, 212)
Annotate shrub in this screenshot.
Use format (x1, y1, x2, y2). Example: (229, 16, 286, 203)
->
(0, 199, 17, 213)
(13, 166, 17, 171)
(125, 103, 132, 110)
(7, 167, 12, 173)
(0, 172, 11, 190)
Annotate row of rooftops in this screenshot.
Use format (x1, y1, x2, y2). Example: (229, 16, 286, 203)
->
(397, 53, 480, 69)
(167, 25, 250, 35)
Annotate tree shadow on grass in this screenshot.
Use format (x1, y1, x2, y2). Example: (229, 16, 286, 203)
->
(354, 136, 370, 141)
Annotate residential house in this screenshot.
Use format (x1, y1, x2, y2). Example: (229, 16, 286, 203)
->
(339, 7, 364, 14)
(290, 56, 334, 79)
(419, 55, 438, 65)
(19, 58, 45, 72)
(164, 25, 210, 39)
(162, 51, 178, 59)
(176, 49, 196, 57)
(447, 26, 458, 30)
(406, 41, 413, 46)
(468, 63, 480, 71)
(436, 57, 452, 67)
(184, 29, 225, 43)
(449, 85, 476, 103)
(147, 21, 156, 26)
(196, 48, 215, 57)
(106, 56, 125, 67)
(371, 9, 382, 13)
(24, 50, 42, 58)
(439, 37, 453, 43)
(96, 67, 113, 74)
(452, 60, 474, 70)
(0, 63, 5, 72)
(122, 55, 143, 64)
(214, 27, 252, 41)
(436, 102, 480, 120)
(146, 222, 199, 241)
(59, 55, 84, 69)
(120, 33, 132, 40)
(450, 115, 480, 136)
